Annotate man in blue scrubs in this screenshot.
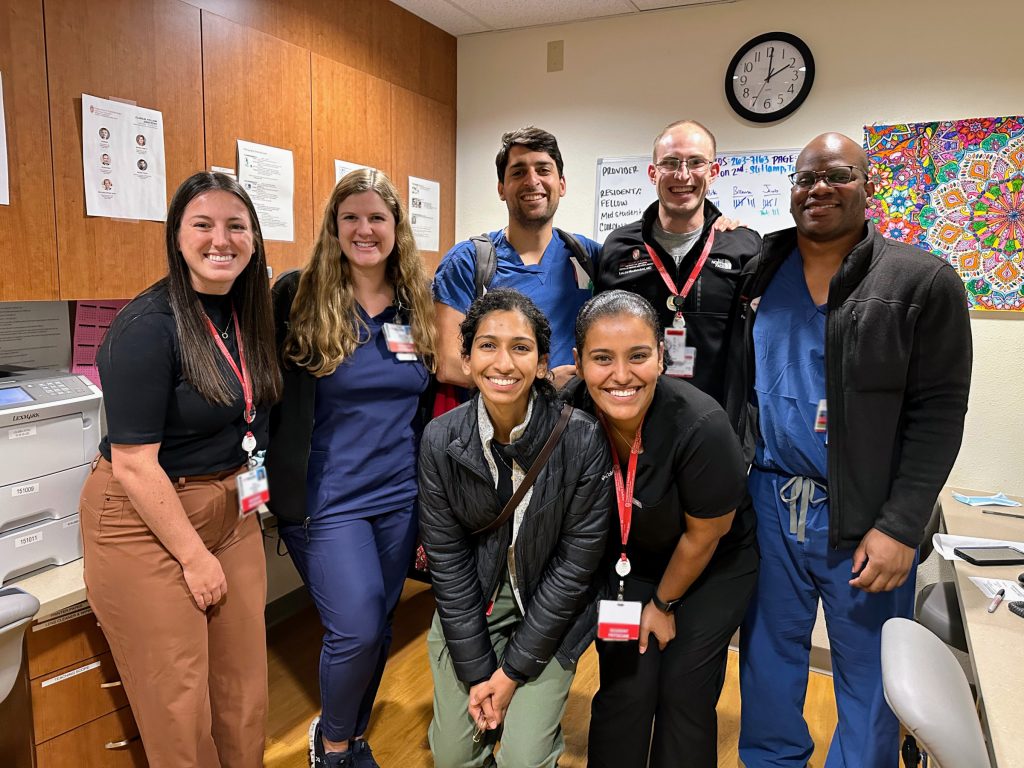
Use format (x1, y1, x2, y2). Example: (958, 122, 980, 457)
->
(727, 133, 972, 766)
(432, 127, 600, 390)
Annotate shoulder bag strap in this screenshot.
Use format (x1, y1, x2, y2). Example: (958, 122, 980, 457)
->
(471, 403, 574, 536)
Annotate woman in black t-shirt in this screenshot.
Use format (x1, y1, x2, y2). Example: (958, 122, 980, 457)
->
(565, 290, 757, 768)
(79, 171, 280, 768)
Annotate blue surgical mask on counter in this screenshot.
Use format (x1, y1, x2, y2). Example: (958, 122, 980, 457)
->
(952, 491, 1022, 508)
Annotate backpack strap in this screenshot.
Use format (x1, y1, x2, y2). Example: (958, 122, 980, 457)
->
(553, 228, 595, 281)
(471, 230, 593, 299)
(470, 234, 497, 298)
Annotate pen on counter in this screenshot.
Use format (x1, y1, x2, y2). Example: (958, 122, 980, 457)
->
(987, 588, 1005, 613)
(982, 508, 1024, 520)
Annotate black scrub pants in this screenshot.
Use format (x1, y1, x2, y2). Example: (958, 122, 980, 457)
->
(587, 544, 759, 768)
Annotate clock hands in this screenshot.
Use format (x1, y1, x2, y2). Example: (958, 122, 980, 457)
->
(766, 62, 793, 83)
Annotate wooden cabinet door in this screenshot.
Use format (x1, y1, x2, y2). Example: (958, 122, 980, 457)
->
(0, 0, 59, 300)
(390, 86, 455, 274)
(35, 706, 146, 768)
(45, 0, 205, 299)
(202, 10, 314, 278)
(32, 651, 129, 743)
(311, 54, 392, 225)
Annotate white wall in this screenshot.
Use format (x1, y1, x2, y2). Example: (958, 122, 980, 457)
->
(456, 0, 1024, 494)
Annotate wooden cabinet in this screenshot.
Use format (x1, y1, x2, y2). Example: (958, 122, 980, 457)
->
(0, 0, 59, 301)
(35, 707, 145, 768)
(44, 0, 205, 300)
(0, 0, 455, 301)
(311, 55, 393, 219)
(202, 10, 314, 277)
(390, 86, 456, 274)
(25, 602, 146, 767)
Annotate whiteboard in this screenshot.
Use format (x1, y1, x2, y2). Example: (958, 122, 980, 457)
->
(593, 149, 799, 243)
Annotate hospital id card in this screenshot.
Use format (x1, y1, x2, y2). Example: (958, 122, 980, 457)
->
(664, 328, 695, 378)
(597, 599, 642, 641)
(236, 466, 269, 516)
(382, 322, 418, 361)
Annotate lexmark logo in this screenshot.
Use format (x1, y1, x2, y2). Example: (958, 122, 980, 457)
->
(12, 412, 40, 422)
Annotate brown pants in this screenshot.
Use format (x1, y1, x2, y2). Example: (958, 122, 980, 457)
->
(80, 457, 268, 768)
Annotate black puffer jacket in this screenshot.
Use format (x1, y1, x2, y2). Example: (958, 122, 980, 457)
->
(418, 392, 612, 685)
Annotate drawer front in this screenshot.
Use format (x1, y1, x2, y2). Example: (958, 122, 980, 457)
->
(27, 602, 109, 679)
(35, 706, 147, 768)
(32, 651, 128, 743)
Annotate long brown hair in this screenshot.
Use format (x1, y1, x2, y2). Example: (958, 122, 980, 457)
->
(284, 169, 436, 376)
(162, 171, 281, 405)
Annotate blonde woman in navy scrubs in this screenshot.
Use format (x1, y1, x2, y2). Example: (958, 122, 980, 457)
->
(265, 169, 436, 768)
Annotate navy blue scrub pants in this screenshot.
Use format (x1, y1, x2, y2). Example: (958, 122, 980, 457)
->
(279, 504, 418, 743)
(739, 468, 917, 767)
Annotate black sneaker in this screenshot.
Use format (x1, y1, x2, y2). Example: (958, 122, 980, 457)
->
(308, 716, 354, 768)
(351, 738, 380, 768)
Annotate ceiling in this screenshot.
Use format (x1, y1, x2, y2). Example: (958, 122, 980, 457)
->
(389, 0, 737, 37)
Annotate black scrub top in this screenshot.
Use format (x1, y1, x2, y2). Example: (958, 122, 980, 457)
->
(567, 375, 751, 582)
(97, 282, 269, 477)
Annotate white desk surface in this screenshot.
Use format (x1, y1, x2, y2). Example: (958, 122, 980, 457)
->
(941, 486, 1024, 768)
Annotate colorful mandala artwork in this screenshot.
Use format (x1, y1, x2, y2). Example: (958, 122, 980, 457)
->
(865, 116, 1024, 311)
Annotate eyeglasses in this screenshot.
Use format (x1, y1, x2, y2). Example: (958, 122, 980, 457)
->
(788, 166, 863, 189)
(654, 157, 712, 175)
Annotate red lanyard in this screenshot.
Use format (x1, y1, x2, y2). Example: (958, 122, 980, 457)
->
(601, 415, 644, 565)
(204, 307, 256, 435)
(644, 227, 716, 317)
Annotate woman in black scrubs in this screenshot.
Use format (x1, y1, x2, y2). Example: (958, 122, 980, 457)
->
(565, 290, 757, 768)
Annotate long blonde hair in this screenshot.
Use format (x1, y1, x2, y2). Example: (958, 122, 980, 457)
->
(284, 169, 437, 376)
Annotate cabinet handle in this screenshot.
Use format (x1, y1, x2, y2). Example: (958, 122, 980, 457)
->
(104, 735, 140, 750)
(99, 680, 122, 689)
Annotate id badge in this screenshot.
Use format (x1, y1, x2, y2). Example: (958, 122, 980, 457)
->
(597, 599, 642, 642)
(814, 399, 828, 433)
(382, 322, 418, 361)
(236, 466, 269, 517)
(664, 328, 696, 378)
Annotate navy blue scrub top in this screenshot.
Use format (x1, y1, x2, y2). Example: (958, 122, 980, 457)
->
(753, 248, 829, 480)
(306, 305, 429, 519)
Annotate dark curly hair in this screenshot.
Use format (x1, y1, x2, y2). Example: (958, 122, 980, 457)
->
(460, 288, 555, 397)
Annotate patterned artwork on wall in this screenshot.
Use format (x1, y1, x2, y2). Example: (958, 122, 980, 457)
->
(864, 116, 1024, 311)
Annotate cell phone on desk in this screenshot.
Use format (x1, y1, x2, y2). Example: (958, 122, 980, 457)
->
(952, 545, 1024, 566)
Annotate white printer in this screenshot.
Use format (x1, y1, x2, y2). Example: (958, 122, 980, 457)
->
(0, 368, 103, 584)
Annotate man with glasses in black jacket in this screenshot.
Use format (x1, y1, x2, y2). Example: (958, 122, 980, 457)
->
(730, 132, 972, 768)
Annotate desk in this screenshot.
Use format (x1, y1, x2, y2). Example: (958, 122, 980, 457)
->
(941, 487, 1024, 768)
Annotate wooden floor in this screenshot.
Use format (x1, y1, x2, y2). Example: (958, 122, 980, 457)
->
(265, 580, 839, 767)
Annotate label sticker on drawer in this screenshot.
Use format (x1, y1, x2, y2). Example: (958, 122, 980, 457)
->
(12, 482, 40, 497)
(63, 517, 79, 528)
(8, 426, 36, 440)
(14, 531, 43, 548)
(34, 605, 94, 631)
(41, 660, 102, 688)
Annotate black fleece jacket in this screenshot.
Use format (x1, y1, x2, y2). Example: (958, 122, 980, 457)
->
(724, 225, 972, 549)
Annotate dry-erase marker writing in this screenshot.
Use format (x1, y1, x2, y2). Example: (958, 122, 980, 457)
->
(988, 588, 1005, 613)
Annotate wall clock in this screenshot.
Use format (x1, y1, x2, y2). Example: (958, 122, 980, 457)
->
(725, 32, 815, 123)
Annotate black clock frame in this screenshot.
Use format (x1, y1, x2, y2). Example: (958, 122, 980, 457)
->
(725, 31, 815, 124)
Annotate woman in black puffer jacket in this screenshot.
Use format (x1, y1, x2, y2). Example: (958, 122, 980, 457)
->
(418, 288, 611, 768)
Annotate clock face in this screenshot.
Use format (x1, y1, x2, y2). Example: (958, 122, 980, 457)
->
(726, 33, 815, 123)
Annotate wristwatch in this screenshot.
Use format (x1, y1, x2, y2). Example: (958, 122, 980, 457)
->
(651, 592, 681, 614)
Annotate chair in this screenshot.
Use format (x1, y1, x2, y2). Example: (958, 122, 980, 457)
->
(916, 499, 969, 653)
(0, 586, 39, 703)
(881, 617, 990, 768)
